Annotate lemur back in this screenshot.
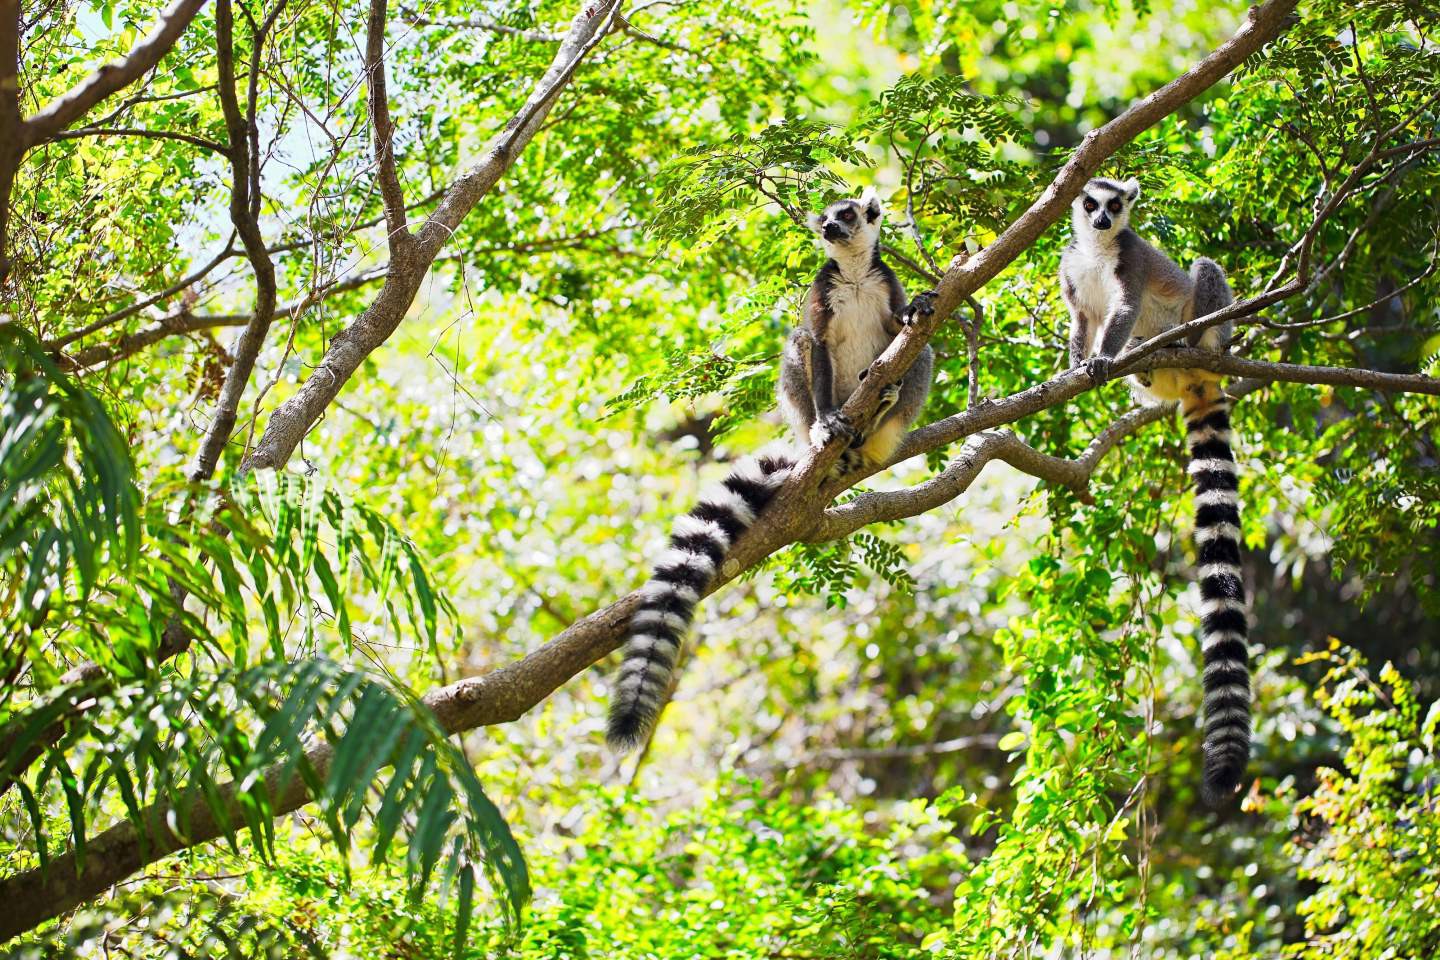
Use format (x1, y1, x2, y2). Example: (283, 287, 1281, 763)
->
(1060, 177, 1252, 807)
(607, 188, 934, 753)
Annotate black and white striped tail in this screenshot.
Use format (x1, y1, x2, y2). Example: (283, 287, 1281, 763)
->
(1184, 385, 1251, 807)
(606, 448, 795, 751)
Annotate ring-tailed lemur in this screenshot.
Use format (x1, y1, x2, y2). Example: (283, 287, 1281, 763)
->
(778, 188, 935, 475)
(606, 188, 934, 751)
(1060, 177, 1251, 807)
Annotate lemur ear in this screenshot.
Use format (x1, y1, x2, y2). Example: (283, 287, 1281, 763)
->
(806, 211, 825, 235)
(860, 186, 883, 223)
(1123, 178, 1141, 203)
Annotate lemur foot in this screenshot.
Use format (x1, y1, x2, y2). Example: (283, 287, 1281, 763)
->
(900, 290, 938, 326)
(1082, 355, 1112, 384)
(810, 412, 855, 449)
(874, 382, 901, 419)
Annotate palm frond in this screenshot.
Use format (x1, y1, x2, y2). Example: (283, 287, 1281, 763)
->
(0, 321, 139, 658)
(1, 657, 529, 937)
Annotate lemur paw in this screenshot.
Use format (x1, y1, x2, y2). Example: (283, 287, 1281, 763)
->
(878, 382, 901, 405)
(900, 290, 937, 326)
(810, 412, 855, 449)
(1082, 355, 1113, 384)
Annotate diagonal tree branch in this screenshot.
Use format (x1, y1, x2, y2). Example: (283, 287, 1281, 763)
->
(0, 1, 17, 136)
(241, 0, 621, 473)
(22, 0, 210, 143)
(0, 0, 23, 281)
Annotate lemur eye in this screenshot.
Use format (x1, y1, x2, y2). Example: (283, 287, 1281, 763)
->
(841, 209, 856, 222)
(1107, 200, 1123, 214)
(1082, 198, 1097, 213)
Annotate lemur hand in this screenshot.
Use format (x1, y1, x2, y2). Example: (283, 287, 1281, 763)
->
(810, 411, 856, 449)
(1082, 355, 1113, 384)
(900, 290, 937, 326)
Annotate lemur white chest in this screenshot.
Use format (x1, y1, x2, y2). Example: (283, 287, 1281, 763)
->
(826, 268, 894, 397)
(1066, 242, 1120, 321)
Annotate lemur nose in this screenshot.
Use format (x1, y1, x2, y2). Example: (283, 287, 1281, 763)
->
(823, 222, 845, 241)
(1093, 214, 1112, 230)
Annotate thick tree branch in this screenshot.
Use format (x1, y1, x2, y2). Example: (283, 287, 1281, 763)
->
(0, 2, 17, 136)
(1132, 348, 1440, 395)
(0, 0, 23, 281)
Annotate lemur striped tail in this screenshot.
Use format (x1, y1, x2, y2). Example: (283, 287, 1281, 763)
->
(606, 449, 796, 751)
(1182, 383, 1251, 807)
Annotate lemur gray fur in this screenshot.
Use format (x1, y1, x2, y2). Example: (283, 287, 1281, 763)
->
(607, 188, 934, 752)
(1060, 176, 1252, 808)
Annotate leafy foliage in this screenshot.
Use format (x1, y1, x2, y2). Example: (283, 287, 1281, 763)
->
(1280, 646, 1440, 960)
(3, 0, 1440, 954)
(0, 323, 139, 641)
(2, 655, 528, 934)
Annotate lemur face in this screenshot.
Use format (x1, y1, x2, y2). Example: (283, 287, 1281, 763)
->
(807, 188, 884, 252)
(1074, 177, 1140, 235)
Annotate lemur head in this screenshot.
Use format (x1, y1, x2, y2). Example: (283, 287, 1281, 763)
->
(1073, 177, 1140, 238)
(807, 187, 884, 255)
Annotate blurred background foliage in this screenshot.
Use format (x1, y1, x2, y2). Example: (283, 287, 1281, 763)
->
(3, 0, 1439, 955)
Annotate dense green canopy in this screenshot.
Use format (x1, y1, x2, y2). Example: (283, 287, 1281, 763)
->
(1, 0, 1438, 955)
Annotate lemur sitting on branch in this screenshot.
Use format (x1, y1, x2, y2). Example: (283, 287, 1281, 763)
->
(607, 188, 935, 752)
(1060, 176, 1253, 807)
(778, 188, 935, 475)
